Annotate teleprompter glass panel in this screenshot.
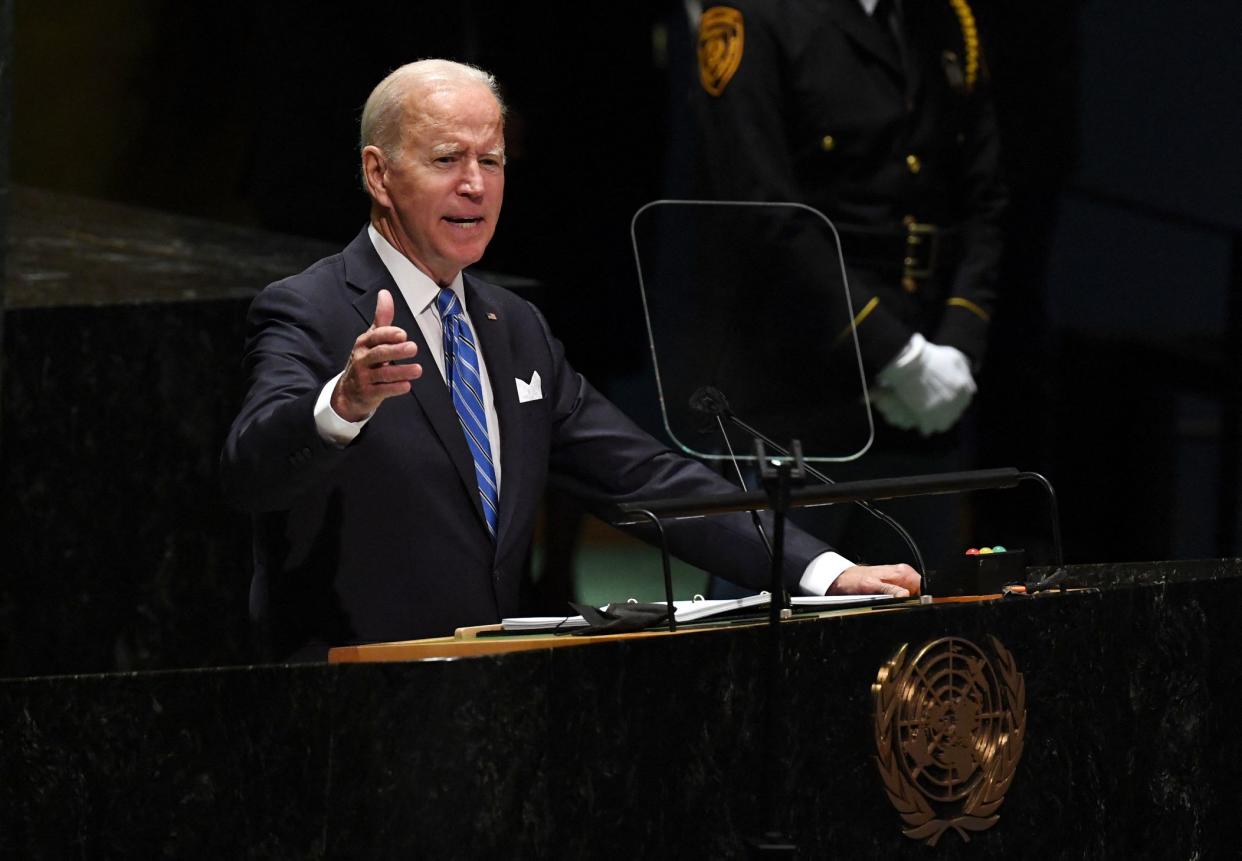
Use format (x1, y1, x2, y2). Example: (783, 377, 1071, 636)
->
(631, 200, 874, 463)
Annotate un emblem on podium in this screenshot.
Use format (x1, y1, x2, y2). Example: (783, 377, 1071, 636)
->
(872, 636, 1026, 846)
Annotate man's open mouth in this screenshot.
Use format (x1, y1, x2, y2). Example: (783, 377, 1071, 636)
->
(444, 216, 483, 228)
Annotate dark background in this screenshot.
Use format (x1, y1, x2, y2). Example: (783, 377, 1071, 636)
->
(7, 2, 674, 377)
(2, 0, 1241, 675)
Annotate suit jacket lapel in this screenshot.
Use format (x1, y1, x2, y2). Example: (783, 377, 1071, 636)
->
(342, 230, 487, 532)
(465, 273, 522, 554)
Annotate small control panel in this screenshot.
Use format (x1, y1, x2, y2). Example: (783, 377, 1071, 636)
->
(935, 546, 1026, 596)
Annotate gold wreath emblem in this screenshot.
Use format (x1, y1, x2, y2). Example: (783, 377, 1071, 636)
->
(872, 636, 1026, 847)
(698, 7, 745, 96)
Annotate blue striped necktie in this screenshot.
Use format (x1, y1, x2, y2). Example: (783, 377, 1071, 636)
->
(437, 288, 499, 538)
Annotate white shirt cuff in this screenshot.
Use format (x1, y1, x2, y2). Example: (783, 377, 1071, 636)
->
(798, 551, 855, 595)
(314, 372, 372, 446)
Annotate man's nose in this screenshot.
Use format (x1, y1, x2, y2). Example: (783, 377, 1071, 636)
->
(457, 160, 484, 196)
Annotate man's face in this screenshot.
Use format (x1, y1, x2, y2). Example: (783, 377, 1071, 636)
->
(370, 81, 505, 285)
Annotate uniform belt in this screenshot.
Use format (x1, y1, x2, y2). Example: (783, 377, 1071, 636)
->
(837, 222, 961, 281)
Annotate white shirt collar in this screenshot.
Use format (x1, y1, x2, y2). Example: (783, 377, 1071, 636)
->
(859, 0, 880, 15)
(366, 224, 465, 315)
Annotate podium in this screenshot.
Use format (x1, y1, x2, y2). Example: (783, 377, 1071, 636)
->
(3, 559, 1241, 857)
(325, 597, 916, 663)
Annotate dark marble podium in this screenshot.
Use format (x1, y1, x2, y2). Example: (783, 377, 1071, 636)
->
(3, 559, 1240, 858)
(1, 186, 340, 676)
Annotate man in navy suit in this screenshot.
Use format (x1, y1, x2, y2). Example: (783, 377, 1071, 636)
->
(221, 59, 919, 661)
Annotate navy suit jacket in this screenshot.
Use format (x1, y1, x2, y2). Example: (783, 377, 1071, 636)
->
(222, 228, 828, 659)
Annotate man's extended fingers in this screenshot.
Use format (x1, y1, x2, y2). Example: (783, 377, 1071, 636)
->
(359, 340, 419, 367)
(371, 361, 423, 385)
(358, 325, 410, 350)
(367, 380, 415, 397)
(373, 288, 395, 329)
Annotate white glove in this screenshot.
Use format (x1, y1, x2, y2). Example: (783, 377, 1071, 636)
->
(869, 388, 920, 431)
(874, 333, 976, 435)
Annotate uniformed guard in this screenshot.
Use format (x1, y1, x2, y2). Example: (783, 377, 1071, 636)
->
(693, 0, 1008, 572)
(696, 0, 1006, 437)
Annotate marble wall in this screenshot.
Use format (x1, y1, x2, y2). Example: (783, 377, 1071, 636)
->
(1, 187, 337, 675)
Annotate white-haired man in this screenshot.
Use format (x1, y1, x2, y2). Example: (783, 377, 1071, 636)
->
(222, 59, 918, 660)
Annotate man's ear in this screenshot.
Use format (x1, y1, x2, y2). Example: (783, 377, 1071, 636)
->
(361, 145, 391, 208)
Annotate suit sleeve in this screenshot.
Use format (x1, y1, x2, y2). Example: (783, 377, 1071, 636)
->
(932, 71, 1007, 366)
(531, 302, 830, 594)
(220, 279, 355, 513)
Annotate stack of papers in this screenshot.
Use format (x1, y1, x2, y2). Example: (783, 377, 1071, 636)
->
(500, 592, 897, 632)
(791, 594, 898, 609)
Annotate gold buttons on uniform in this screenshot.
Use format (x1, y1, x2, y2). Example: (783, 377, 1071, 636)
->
(906, 154, 922, 174)
(902, 218, 934, 287)
(820, 134, 836, 152)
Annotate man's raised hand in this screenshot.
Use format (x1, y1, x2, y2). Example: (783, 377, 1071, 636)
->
(330, 289, 422, 422)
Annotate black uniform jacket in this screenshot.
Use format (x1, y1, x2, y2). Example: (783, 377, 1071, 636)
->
(696, 0, 1007, 373)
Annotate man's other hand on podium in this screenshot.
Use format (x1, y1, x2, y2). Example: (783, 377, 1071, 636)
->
(830, 564, 921, 598)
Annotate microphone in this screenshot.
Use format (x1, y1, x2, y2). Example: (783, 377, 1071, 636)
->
(688, 386, 731, 418)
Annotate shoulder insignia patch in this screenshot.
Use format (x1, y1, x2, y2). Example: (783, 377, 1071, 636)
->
(698, 7, 745, 97)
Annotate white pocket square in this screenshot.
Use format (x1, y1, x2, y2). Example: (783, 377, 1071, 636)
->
(515, 371, 542, 403)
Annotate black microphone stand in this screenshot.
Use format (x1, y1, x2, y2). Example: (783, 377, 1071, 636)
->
(746, 439, 803, 857)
